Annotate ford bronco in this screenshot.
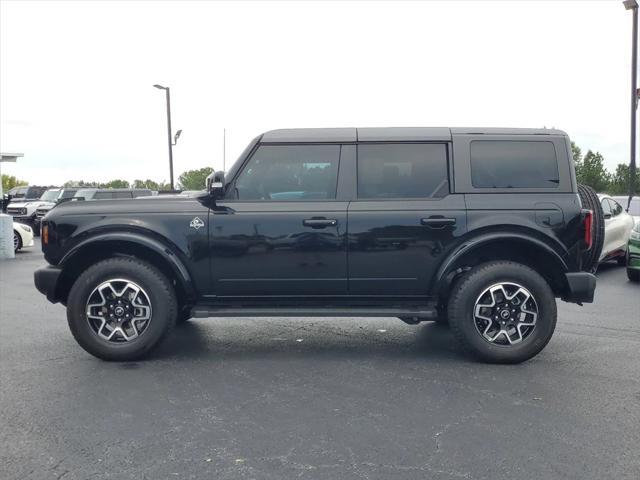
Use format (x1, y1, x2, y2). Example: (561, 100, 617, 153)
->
(34, 127, 602, 363)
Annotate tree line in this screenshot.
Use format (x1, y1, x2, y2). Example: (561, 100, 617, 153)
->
(571, 142, 639, 195)
(3, 148, 639, 195)
(2, 167, 214, 193)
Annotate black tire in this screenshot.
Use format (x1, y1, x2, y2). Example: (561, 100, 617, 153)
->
(448, 261, 557, 364)
(577, 184, 604, 272)
(628, 268, 640, 282)
(67, 257, 177, 361)
(13, 230, 22, 252)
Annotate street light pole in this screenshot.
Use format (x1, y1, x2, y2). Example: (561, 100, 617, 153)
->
(623, 0, 639, 208)
(153, 84, 175, 191)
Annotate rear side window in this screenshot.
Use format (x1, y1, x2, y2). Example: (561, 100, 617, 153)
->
(234, 145, 340, 201)
(357, 143, 449, 199)
(60, 190, 76, 199)
(470, 141, 559, 189)
(94, 191, 114, 200)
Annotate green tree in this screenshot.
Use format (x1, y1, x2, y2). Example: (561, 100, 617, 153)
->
(102, 179, 130, 189)
(63, 180, 101, 188)
(576, 150, 610, 192)
(571, 141, 583, 178)
(133, 179, 160, 190)
(2, 174, 28, 192)
(607, 163, 640, 195)
(177, 167, 213, 191)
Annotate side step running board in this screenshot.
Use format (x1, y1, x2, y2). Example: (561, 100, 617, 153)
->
(191, 306, 438, 319)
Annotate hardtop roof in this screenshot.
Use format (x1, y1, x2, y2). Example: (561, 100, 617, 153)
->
(260, 127, 567, 143)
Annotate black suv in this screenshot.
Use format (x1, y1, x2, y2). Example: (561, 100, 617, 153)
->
(34, 128, 602, 363)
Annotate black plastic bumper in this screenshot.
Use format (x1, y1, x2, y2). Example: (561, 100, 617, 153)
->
(34, 266, 63, 303)
(563, 272, 597, 304)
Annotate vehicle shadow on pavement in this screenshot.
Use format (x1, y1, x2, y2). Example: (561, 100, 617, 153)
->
(151, 320, 464, 363)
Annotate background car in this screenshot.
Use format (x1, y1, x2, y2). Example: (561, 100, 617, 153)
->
(627, 222, 640, 282)
(7, 188, 61, 232)
(72, 188, 153, 200)
(611, 195, 640, 225)
(34, 188, 79, 234)
(6, 185, 48, 203)
(599, 194, 635, 265)
(13, 221, 34, 253)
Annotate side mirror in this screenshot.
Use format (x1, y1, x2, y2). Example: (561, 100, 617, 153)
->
(207, 171, 225, 199)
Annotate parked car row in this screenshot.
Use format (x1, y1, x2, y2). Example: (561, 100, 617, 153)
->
(4, 187, 154, 235)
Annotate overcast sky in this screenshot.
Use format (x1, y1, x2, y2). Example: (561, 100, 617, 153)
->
(0, 0, 637, 186)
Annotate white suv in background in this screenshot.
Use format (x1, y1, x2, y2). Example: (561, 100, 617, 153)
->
(7, 188, 61, 232)
(599, 194, 635, 264)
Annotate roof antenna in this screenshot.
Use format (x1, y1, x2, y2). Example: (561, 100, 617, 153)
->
(223, 128, 226, 172)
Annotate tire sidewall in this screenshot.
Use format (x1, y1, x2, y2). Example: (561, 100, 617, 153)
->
(67, 258, 176, 361)
(450, 263, 557, 363)
(14, 231, 21, 252)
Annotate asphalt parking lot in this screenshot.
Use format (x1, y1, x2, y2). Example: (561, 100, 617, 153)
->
(1, 241, 639, 480)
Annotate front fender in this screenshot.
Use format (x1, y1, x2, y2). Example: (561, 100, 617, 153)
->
(60, 231, 196, 298)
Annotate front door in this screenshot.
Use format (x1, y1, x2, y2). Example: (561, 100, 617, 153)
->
(210, 143, 348, 297)
(347, 142, 467, 296)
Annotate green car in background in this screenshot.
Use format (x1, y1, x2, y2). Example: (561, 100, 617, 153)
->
(628, 222, 640, 282)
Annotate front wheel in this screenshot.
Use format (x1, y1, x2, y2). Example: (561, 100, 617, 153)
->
(448, 261, 557, 364)
(67, 257, 177, 361)
(628, 268, 640, 282)
(13, 230, 21, 252)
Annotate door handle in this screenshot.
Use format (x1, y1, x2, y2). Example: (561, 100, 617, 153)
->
(303, 218, 337, 229)
(420, 217, 456, 228)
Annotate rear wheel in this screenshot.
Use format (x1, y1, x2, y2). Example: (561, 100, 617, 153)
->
(577, 184, 605, 272)
(13, 230, 21, 252)
(448, 261, 557, 364)
(67, 257, 177, 361)
(628, 268, 640, 282)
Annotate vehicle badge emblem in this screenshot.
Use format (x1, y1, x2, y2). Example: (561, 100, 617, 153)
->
(189, 217, 205, 230)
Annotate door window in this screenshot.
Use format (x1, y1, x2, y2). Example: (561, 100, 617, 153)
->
(601, 198, 613, 217)
(357, 143, 449, 199)
(609, 199, 623, 217)
(234, 145, 340, 200)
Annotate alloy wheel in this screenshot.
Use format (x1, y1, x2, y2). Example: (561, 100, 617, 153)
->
(473, 282, 538, 345)
(86, 279, 152, 342)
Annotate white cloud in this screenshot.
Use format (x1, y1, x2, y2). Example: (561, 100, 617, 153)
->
(0, 0, 636, 185)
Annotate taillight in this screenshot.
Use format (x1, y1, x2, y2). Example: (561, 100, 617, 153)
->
(584, 210, 593, 250)
(42, 224, 49, 246)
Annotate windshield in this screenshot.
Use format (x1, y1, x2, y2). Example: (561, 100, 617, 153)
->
(39, 189, 61, 202)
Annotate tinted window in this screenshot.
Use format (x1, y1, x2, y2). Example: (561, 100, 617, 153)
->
(357, 143, 448, 199)
(60, 190, 77, 199)
(470, 141, 559, 189)
(114, 191, 133, 199)
(94, 191, 114, 200)
(132, 190, 152, 198)
(235, 145, 340, 200)
(75, 189, 96, 199)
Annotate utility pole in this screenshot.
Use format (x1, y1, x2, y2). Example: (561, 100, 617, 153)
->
(153, 84, 179, 191)
(623, 0, 638, 208)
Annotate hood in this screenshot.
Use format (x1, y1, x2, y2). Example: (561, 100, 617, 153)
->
(10, 200, 53, 208)
(46, 195, 209, 219)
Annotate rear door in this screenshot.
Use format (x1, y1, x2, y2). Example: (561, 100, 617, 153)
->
(347, 142, 467, 296)
(210, 143, 349, 297)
